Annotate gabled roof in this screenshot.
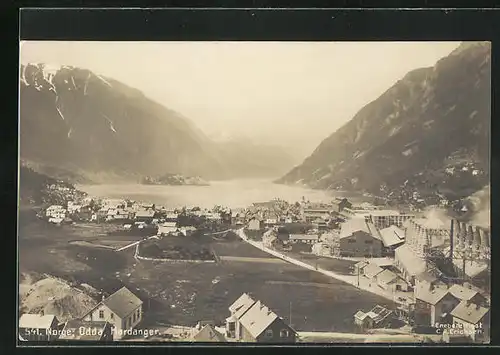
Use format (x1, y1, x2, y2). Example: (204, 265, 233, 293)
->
(160, 222, 177, 227)
(192, 324, 225, 342)
(448, 284, 480, 301)
(366, 305, 393, 323)
(340, 217, 370, 239)
(376, 269, 399, 285)
(238, 300, 279, 339)
(229, 293, 256, 316)
(363, 263, 384, 278)
(416, 272, 438, 284)
(450, 301, 489, 325)
(102, 287, 143, 319)
(354, 311, 367, 320)
(379, 226, 405, 247)
(19, 314, 57, 329)
(354, 260, 369, 268)
(414, 283, 449, 305)
(59, 320, 110, 340)
(135, 210, 155, 218)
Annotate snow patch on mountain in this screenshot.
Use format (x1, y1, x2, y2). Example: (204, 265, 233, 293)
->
(83, 72, 91, 96)
(20, 65, 28, 85)
(96, 75, 112, 88)
(101, 113, 117, 133)
(56, 107, 65, 121)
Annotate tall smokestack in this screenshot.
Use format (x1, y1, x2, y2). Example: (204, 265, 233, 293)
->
(483, 230, 490, 249)
(467, 225, 474, 248)
(474, 226, 482, 251)
(460, 222, 468, 250)
(456, 221, 463, 250)
(449, 219, 454, 259)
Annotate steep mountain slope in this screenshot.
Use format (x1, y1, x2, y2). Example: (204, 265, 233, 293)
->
(19, 64, 294, 182)
(277, 42, 490, 203)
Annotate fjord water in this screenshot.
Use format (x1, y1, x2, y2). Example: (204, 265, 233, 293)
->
(78, 179, 366, 209)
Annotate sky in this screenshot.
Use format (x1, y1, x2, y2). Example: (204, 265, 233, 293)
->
(20, 41, 461, 160)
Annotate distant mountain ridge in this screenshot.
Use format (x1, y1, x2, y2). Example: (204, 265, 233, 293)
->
(19, 63, 294, 183)
(277, 42, 491, 203)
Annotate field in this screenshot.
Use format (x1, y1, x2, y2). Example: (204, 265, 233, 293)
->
(138, 236, 215, 261)
(18, 208, 397, 333)
(281, 251, 356, 275)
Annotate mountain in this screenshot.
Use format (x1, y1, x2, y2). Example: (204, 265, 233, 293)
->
(19, 64, 294, 182)
(277, 42, 491, 204)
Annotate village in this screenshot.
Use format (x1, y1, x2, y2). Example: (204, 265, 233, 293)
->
(19, 189, 491, 344)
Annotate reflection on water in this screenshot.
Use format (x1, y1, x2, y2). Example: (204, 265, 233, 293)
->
(78, 179, 367, 209)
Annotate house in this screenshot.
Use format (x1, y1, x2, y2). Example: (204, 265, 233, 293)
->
(332, 198, 352, 213)
(19, 314, 60, 341)
(262, 229, 278, 248)
(248, 218, 262, 231)
(353, 305, 393, 330)
(114, 209, 131, 220)
(45, 205, 65, 218)
(362, 263, 384, 282)
(48, 217, 64, 225)
(264, 218, 278, 227)
(67, 202, 82, 214)
(414, 283, 460, 327)
(311, 218, 329, 231)
(57, 320, 113, 341)
(450, 301, 490, 343)
(103, 199, 126, 210)
(82, 287, 143, 340)
(338, 218, 383, 257)
(379, 225, 405, 255)
(311, 242, 332, 257)
(376, 269, 409, 292)
(353, 260, 369, 275)
(226, 293, 257, 340)
(165, 213, 179, 222)
(75, 205, 93, 221)
(354, 311, 374, 330)
(134, 209, 155, 223)
(231, 212, 246, 225)
(238, 300, 296, 343)
(288, 234, 320, 245)
(191, 324, 226, 342)
(157, 222, 178, 236)
(226, 293, 296, 343)
(448, 284, 488, 307)
(366, 210, 415, 230)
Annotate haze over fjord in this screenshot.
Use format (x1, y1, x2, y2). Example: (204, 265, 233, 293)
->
(20, 41, 461, 161)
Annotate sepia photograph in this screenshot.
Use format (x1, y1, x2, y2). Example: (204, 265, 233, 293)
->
(18, 40, 491, 345)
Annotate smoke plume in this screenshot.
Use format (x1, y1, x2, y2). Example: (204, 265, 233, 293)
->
(466, 185, 490, 229)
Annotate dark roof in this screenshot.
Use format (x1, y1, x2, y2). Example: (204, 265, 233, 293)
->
(102, 287, 143, 318)
(59, 320, 111, 341)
